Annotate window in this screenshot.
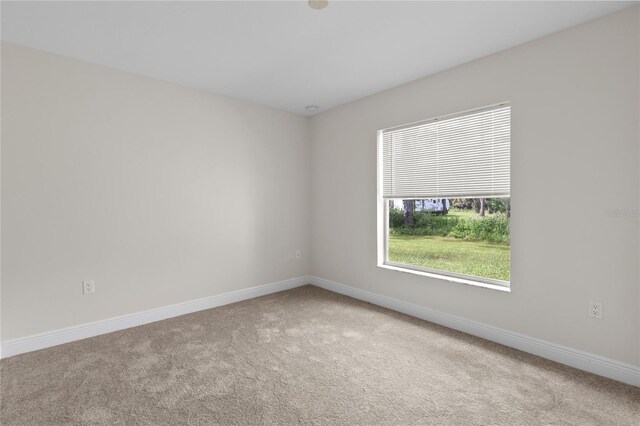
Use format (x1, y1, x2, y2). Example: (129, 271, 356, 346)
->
(377, 103, 511, 290)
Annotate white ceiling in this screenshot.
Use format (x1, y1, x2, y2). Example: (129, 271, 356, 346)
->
(1, 1, 635, 116)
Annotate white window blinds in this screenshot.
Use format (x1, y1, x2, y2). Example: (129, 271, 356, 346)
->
(381, 104, 510, 199)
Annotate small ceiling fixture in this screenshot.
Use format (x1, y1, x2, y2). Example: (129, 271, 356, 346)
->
(306, 105, 319, 113)
(308, 0, 328, 10)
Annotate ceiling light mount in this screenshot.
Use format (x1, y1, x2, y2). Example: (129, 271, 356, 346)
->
(308, 0, 328, 11)
(306, 105, 319, 113)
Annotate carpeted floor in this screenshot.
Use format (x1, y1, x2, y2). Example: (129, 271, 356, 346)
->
(1, 285, 639, 425)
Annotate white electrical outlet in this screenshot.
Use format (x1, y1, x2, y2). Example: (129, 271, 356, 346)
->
(588, 301, 602, 319)
(83, 280, 95, 295)
(295, 250, 301, 259)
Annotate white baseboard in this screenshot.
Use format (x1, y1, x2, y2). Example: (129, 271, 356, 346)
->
(0, 275, 311, 359)
(3, 274, 637, 388)
(310, 276, 640, 388)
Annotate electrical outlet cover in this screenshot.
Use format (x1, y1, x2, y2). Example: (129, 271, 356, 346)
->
(83, 280, 95, 295)
(588, 301, 602, 319)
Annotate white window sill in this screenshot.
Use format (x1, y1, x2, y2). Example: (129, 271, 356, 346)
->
(378, 262, 511, 293)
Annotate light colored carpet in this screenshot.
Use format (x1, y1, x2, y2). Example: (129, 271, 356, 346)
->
(1, 285, 638, 425)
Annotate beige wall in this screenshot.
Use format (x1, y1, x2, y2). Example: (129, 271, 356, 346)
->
(310, 7, 639, 365)
(1, 43, 310, 340)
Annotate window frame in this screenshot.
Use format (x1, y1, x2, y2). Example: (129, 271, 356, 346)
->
(376, 105, 511, 292)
